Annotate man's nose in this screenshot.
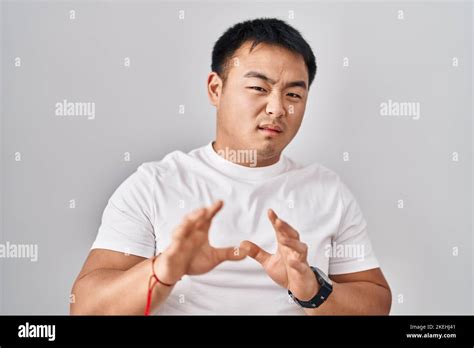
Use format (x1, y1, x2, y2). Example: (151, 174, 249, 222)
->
(265, 94, 286, 119)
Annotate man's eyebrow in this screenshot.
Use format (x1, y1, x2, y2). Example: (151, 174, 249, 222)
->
(244, 71, 276, 84)
(285, 80, 307, 90)
(243, 71, 307, 90)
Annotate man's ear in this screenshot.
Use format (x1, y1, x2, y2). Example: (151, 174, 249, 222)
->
(207, 72, 223, 107)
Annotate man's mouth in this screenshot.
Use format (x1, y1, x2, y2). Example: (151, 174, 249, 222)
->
(257, 124, 283, 136)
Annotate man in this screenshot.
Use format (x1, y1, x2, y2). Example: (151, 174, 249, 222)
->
(70, 18, 391, 315)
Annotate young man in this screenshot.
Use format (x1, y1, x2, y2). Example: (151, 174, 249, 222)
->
(71, 18, 391, 315)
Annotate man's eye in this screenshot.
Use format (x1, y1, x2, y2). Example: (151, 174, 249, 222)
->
(249, 86, 267, 93)
(287, 93, 302, 99)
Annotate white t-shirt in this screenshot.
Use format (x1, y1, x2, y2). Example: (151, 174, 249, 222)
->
(91, 141, 379, 315)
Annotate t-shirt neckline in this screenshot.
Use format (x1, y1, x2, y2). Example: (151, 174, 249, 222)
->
(202, 141, 287, 181)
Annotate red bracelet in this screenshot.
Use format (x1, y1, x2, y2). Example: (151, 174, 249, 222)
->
(144, 253, 175, 316)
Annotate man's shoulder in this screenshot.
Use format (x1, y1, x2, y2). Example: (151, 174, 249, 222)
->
(137, 144, 206, 179)
(285, 156, 342, 186)
(136, 150, 181, 179)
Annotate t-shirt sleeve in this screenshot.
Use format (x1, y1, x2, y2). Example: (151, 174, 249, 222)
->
(90, 164, 157, 258)
(328, 178, 380, 275)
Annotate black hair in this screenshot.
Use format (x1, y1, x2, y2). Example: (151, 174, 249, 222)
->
(211, 18, 317, 88)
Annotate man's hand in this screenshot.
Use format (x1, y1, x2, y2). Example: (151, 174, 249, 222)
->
(240, 209, 319, 301)
(155, 200, 247, 284)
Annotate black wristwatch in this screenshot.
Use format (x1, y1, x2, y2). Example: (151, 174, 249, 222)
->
(288, 266, 333, 308)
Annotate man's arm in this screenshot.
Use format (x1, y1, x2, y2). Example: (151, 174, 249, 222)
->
(242, 209, 392, 315)
(303, 268, 392, 315)
(71, 200, 246, 315)
(70, 250, 175, 315)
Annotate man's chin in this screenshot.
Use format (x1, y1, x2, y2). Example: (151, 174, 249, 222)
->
(255, 142, 281, 160)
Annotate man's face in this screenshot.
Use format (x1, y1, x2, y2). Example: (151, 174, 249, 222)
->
(208, 41, 309, 164)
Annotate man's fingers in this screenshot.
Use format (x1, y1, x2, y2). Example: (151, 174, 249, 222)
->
(268, 208, 278, 225)
(268, 209, 300, 240)
(206, 200, 224, 220)
(239, 240, 271, 266)
(174, 208, 203, 238)
(185, 200, 223, 223)
(215, 246, 247, 263)
(185, 207, 207, 223)
(267, 209, 285, 245)
(181, 200, 223, 233)
(275, 218, 300, 239)
(280, 237, 308, 255)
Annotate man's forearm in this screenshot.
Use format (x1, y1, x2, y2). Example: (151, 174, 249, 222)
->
(303, 281, 392, 315)
(70, 257, 174, 315)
